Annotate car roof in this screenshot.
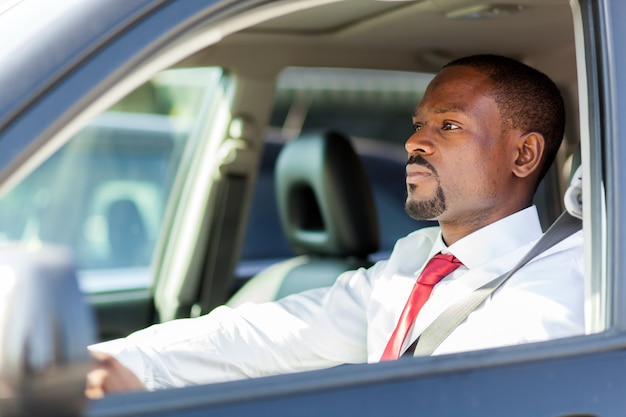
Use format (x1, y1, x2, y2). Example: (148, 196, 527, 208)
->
(0, 0, 158, 131)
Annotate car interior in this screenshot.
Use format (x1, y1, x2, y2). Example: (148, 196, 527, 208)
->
(155, 0, 584, 324)
(0, 0, 598, 347)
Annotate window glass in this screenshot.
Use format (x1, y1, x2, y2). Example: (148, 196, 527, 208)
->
(0, 67, 224, 293)
(0, 65, 437, 295)
(239, 67, 437, 277)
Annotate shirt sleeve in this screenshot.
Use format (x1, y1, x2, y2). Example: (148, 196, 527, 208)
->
(89, 263, 381, 390)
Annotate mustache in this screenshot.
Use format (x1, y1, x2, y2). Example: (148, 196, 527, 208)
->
(407, 154, 437, 175)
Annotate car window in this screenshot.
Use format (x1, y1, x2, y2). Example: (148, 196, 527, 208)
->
(0, 0, 616, 414)
(270, 67, 433, 146)
(238, 67, 437, 280)
(0, 58, 578, 311)
(0, 67, 223, 293)
(0, 63, 437, 296)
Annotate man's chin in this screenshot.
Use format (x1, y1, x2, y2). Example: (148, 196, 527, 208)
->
(405, 193, 446, 221)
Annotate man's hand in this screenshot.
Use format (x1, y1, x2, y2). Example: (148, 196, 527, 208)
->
(85, 351, 145, 399)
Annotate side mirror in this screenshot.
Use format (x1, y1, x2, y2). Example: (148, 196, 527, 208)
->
(0, 245, 96, 417)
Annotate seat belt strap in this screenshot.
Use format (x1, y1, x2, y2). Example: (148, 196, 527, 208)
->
(407, 210, 582, 357)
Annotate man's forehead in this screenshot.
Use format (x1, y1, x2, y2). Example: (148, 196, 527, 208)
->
(413, 68, 494, 117)
(427, 66, 492, 95)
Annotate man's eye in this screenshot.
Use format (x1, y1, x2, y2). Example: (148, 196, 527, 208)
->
(442, 122, 460, 131)
(413, 123, 422, 132)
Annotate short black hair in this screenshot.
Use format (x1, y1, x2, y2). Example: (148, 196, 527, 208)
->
(444, 54, 565, 184)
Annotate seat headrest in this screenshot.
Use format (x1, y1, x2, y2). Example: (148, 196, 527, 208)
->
(275, 131, 380, 257)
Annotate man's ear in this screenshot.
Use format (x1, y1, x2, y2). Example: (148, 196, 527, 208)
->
(513, 132, 544, 179)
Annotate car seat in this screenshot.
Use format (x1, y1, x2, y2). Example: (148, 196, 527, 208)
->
(227, 131, 380, 306)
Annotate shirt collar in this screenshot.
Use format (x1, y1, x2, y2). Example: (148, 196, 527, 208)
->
(428, 206, 543, 270)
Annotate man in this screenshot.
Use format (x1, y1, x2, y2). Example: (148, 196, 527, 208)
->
(85, 54, 584, 398)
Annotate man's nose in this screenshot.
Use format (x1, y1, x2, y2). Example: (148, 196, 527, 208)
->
(404, 129, 434, 155)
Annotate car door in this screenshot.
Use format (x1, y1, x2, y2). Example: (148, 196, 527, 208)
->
(89, 0, 624, 416)
(1, 0, 625, 416)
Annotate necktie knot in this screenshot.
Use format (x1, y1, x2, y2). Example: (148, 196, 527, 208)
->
(417, 253, 463, 286)
(380, 252, 463, 361)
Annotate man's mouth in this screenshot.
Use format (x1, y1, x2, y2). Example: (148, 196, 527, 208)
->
(406, 154, 436, 172)
(406, 168, 432, 183)
(406, 154, 436, 183)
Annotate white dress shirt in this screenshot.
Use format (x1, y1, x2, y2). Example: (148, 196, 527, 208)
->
(90, 206, 584, 390)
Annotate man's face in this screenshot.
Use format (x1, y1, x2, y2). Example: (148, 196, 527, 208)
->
(405, 65, 520, 230)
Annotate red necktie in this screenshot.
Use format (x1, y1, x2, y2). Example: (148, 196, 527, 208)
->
(380, 253, 462, 360)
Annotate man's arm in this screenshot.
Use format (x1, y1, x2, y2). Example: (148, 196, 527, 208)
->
(86, 264, 380, 393)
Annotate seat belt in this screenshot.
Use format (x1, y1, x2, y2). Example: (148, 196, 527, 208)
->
(407, 166, 584, 357)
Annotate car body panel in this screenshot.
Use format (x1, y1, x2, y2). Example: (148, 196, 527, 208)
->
(0, 0, 624, 415)
(86, 335, 626, 416)
(0, 0, 162, 129)
(599, 0, 626, 332)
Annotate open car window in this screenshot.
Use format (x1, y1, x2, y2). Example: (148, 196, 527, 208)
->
(0, 67, 224, 294)
(0, 0, 620, 415)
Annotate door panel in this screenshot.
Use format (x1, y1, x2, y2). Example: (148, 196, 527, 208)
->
(87, 341, 626, 416)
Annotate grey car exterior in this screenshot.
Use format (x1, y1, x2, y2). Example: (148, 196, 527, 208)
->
(0, 0, 625, 416)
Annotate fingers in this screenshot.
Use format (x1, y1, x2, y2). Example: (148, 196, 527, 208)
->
(85, 368, 109, 399)
(85, 352, 145, 399)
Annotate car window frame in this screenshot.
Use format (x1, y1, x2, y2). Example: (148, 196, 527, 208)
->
(588, 0, 626, 333)
(2, 0, 626, 414)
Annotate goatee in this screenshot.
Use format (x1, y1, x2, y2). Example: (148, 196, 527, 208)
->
(405, 185, 447, 220)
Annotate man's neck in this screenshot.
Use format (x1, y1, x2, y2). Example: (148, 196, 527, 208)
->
(439, 204, 533, 246)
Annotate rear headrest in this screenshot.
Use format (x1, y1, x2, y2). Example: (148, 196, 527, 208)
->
(275, 131, 380, 257)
